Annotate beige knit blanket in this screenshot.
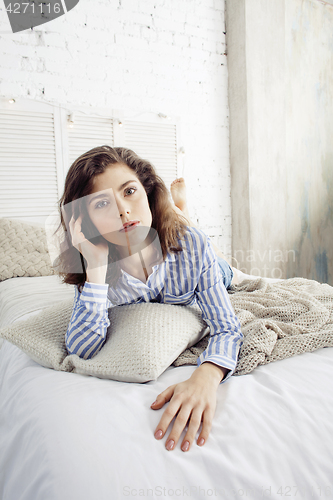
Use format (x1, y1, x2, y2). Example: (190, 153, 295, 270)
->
(174, 277, 333, 375)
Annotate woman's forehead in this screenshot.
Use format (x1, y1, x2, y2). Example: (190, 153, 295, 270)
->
(91, 163, 139, 192)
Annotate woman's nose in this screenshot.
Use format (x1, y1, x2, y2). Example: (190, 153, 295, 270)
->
(119, 210, 130, 217)
(116, 199, 130, 218)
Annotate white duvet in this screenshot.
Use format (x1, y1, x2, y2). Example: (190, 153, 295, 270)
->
(0, 275, 332, 500)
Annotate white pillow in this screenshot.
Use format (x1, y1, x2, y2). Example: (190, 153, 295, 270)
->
(0, 299, 209, 382)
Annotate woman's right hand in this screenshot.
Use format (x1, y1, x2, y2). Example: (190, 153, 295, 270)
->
(68, 214, 109, 271)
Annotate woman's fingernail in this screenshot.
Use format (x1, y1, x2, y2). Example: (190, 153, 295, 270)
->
(198, 438, 205, 446)
(151, 400, 158, 407)
(166, 439, 175, 451)
(181, 441, 190, 452)
(154, 430, 163, 439)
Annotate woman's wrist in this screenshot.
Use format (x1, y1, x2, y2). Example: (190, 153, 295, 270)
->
(86, 266, 107, 284)
(195, 362, 229, 385)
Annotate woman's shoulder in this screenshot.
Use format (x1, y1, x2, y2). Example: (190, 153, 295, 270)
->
(178, 225, 209, 249)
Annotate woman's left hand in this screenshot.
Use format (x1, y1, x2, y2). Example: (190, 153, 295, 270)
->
(151, 362, 229, 452)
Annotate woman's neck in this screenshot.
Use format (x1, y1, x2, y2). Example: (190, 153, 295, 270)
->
(116, 230, 163, 279)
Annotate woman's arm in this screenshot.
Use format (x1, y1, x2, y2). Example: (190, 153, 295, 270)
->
(65, 280, 111, 359)
(151, 230, 243, 452)
(65, 214, 112, 359)
(194, 235, 243, 379)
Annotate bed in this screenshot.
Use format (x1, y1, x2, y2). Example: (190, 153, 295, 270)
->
(0, 220, 333, 500)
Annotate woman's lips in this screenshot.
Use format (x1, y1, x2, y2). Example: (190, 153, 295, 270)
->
(119, 221, 140, 232)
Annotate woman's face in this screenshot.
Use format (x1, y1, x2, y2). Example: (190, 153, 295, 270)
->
(86, 163, 152, 249)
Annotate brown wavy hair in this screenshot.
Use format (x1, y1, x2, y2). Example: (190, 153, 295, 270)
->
(55, 145, 188, 291)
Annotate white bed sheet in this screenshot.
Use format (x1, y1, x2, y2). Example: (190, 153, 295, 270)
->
(0, 276, 332, 500)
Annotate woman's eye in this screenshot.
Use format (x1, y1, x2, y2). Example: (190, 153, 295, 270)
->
(125, 187, 137, 195)
(95, 200, 109, 209)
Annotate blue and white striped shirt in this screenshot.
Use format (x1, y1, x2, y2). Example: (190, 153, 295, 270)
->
(65, 226, 243, 381)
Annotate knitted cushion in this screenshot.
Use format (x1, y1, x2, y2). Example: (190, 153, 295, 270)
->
(0, 300, 209, 383)
(0, 218, 55, 281)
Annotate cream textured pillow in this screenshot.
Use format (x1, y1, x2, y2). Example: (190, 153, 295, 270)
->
(0, 299, 209, 382)
(0, 218, 55, 281)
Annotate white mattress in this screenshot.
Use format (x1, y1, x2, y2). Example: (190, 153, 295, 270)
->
(0, 275, 332, 500)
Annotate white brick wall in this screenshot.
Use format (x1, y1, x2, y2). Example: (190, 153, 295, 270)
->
(0, 0, 232, 259)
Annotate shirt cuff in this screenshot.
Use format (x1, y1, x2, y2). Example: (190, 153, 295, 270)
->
(196, 354, 236, 383)
(79, 281, 112, 309)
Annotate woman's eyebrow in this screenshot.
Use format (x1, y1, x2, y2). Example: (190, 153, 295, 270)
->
(88, 180, 138, 205)
(118, 179, 138, 191)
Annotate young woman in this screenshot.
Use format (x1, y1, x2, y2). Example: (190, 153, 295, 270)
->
(57, 145, 243, 454)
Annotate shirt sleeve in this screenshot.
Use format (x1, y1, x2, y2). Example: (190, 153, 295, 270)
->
(195, 234, 243, 383)
(65, 281, 112, 359)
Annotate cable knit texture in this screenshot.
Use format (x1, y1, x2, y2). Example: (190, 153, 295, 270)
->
(175, 277, 333, 375)
(0, 218, 55, 281)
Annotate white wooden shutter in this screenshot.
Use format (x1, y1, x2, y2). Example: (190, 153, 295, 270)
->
(68, 115, 114, 168)
(0, 108, 59, 219)
(124, 121, 178, 189)
(0, 102, 180, 224)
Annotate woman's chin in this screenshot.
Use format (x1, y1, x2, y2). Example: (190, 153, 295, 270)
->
(107, 226, 151, 251)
